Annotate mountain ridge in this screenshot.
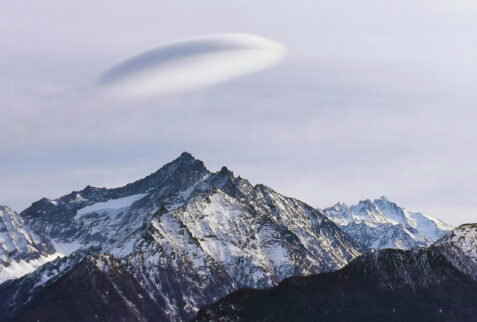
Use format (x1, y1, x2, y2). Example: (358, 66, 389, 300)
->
(322, 196, 452, 249)
(196, 224, 477, 322)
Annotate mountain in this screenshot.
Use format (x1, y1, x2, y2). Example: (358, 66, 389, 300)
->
(322, 197, 452, 249)
(196, 224, 477, 322)
(0, 206, 59, 283)
(0, 152, 368, 321)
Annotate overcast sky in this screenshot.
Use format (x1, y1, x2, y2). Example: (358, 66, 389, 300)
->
(1, 0, 476, 225)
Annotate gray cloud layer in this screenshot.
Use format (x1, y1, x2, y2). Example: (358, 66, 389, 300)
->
(1, 0, 476, 225)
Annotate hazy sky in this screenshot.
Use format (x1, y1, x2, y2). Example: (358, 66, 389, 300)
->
(1, 0, 476, 225)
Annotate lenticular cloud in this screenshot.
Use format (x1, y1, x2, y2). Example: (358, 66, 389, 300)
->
(98, 33, 285, 97)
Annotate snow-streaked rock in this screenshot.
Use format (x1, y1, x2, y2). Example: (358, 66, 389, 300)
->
(0, 206, 59, 283)
(322, 196, 452, 249)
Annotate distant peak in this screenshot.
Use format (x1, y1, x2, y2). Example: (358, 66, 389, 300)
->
(358, 199, 374, 206)
(375, 196, 400, 210)
(376, 196, 395, 205)
(335, 201, 348, 207)
(329, 202, 349, 211)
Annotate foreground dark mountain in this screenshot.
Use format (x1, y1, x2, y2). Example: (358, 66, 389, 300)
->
(196, 224, 477, 322)
(0, 153, 368, 321)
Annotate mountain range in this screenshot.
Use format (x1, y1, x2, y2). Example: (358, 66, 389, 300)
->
(0, 152, 471, 322)
(1, 153, 367, 321)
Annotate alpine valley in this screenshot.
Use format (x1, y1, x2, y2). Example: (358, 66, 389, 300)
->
(0, 153, 474, 322)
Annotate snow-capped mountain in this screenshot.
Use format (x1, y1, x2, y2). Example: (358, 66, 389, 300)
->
(197, 224, 477, 322)
(322, 197, 452, 249)
(0, 206, 60, 283)
(0, 153, 368, 321)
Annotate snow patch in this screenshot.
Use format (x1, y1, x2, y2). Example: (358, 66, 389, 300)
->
(75, 194, 147, 220)
(51, 239, 84, 256)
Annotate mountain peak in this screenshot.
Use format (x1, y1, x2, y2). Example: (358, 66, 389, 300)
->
(333, 201, 349, 209)
(354, 199, 377, 211)
(374, 196, 399, 209)
(177, 151, 194, 161)
(358, 199, 374, 206)
(218, 166, 233, 177)
(115, 152, 208, 195)
(377, 195, 390, 202)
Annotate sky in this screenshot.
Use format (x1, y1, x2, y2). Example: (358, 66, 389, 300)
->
(1, 0, 476, 226)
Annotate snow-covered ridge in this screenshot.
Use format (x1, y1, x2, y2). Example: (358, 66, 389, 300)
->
(322, 196, 452, 249)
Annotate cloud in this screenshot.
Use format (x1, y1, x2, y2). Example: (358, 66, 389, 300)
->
(98, 33, 285, 97)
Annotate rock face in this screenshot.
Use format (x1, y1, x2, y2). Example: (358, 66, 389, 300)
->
(0, 206, 59, 283)
(322, 197, 452, 249)
(0, 153, 368, 321)
(196, 224, 477, 322)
